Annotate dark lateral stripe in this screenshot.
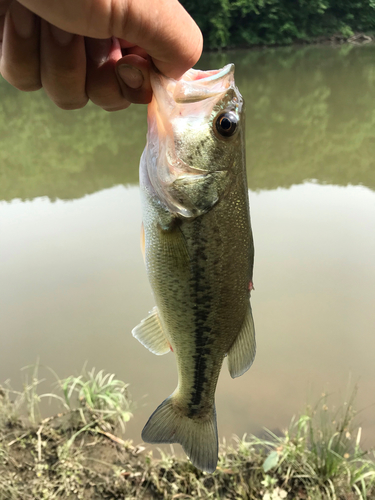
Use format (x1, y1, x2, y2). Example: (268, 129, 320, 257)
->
(187, 218, 213, 417)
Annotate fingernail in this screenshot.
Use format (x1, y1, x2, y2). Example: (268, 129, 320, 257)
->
(10, 2, 35, 39)
(50, 24, 74, 46)
(118, 65, 144, 89)
(85, 38, 111, 65)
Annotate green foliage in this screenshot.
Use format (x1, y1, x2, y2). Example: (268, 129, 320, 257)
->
(0, 363, 45, 426)
(59, 367, 133, 433)
(255, 389, 375, 499)
(180, 0, 375, 49)
(182, 0, 232, 48)
(0, 364, 133, 438)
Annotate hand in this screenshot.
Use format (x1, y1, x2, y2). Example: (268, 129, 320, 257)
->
(0, 0, 202, 110)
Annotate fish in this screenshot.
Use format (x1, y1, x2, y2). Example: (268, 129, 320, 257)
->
(132, 64, 255, 473)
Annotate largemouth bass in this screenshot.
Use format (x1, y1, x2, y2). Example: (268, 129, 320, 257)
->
(133, 64, 255, 473)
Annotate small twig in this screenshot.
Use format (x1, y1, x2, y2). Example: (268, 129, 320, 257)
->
(41, 411, 65, 425)
(8, 455, 21, 468)
(95, 429, 127, 446)
(37, 424, 43, 462)
(8, 432, 30, 447)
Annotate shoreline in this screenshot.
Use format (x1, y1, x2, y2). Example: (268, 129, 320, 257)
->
(1, 371, 374, 499)
(205, 31, 375, 53)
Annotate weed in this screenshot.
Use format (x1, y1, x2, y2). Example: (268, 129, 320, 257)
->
(257, 389, 375, 499)
(0, 368, 374, 500)
(59, 366, 133, 433)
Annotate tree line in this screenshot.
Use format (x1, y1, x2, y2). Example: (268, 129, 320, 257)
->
(180, 0, 375, 49)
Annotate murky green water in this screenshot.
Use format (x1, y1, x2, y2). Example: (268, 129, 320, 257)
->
(1, 45, 375, 449)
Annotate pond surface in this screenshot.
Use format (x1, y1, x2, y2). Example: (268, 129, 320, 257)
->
(1, 44, 375, 450)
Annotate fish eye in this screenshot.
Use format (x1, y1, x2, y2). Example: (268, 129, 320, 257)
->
(215, 111, 238, 138)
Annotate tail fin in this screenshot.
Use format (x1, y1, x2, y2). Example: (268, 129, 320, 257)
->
(142, 395, 218, 473)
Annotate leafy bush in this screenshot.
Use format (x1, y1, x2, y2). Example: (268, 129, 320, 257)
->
(180, 0, 375, 49)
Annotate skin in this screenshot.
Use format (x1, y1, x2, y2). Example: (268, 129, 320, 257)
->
(0, 0, 202, 111)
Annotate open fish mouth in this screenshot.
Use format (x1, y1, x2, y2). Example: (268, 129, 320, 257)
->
(171, 64, 235, 103)
(147, 63, 238, 145)
(144, 64, 243, 218)
(149, 64, 235, 107)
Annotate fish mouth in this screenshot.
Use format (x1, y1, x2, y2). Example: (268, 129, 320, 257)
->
(148, 64, 235, 108)
(180, 65, 234, 83)
(144, 65, 240, 217)
(147, 64, 237, 138)
(171, 64, 235, 104)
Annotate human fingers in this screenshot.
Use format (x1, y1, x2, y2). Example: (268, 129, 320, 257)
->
(0, 0, 11, 44)
(85, 37, 131, 111)
(17, 0, 203, 79)
(0, 1, 41, 91)
(40, 19, 87, 110)
(0, 1, 10, 54)
(116, 52, 152, 105)
(85, 37, 151, 109)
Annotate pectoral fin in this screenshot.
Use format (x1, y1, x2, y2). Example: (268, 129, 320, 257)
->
(158, 222, 190, 268)
(227, 303, 256, 378)
(132, 307, 171, 355)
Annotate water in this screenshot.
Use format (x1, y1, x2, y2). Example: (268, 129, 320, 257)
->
(1, 44, 375, 449)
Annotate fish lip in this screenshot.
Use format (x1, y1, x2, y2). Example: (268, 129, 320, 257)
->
(173, 64, 235, 104)
(182, 64, 234, 83)
(150, 64, 236, 105)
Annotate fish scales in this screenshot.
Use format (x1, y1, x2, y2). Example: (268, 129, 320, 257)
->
(133, 64, 255, 473)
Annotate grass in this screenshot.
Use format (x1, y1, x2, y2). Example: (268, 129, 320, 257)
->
(0, 366, 374, 499)
(0, 364, 135, 500)
(57, 365, 133, 433)
(252, 389, 375, 499)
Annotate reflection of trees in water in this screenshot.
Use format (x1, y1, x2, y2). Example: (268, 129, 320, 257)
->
(230, 45, 375, 192)
(1, 44, 375, 201)
(0, 85, 147, 201)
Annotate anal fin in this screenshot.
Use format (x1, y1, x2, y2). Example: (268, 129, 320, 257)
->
(227, 303, 256, 378)
(132, 307, 171, 355)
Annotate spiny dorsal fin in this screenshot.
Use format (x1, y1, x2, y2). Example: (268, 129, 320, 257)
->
(132, 307, 171, 355)
(227, 303, 256, 378)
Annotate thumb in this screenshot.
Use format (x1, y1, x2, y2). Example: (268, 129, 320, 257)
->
(17, 0, 203, 78)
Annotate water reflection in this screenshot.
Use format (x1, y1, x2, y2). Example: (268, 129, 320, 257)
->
(1, 44, 375, 201)
(1, 45, 375, 448)
(1, 183, 374, 447)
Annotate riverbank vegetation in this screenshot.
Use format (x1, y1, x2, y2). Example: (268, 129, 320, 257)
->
(181, 0, 375, 49)
(1, 366, 374, 499)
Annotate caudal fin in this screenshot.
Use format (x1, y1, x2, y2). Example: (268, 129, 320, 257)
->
(142, 395, 218, 473)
